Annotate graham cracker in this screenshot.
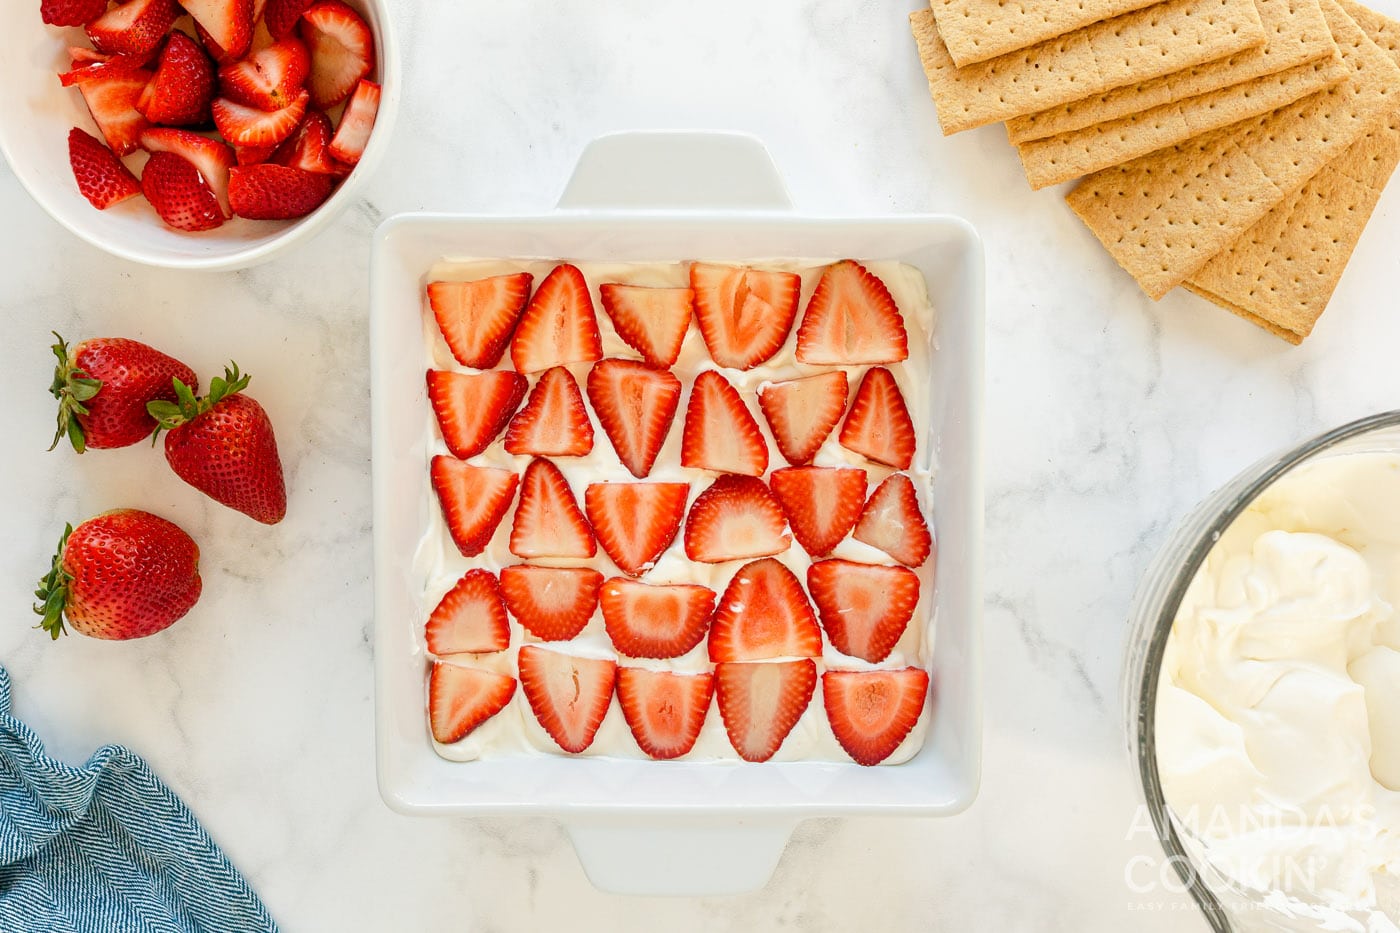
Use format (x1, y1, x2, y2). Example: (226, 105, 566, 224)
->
(929, 0, 1165, 68)
(1065, 0, 1400, 300)
(1007, 0, 1337, 143)
(910, 0, 1268, 135)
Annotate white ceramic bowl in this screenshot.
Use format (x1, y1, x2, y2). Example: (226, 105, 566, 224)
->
(0, 0, 399, 270)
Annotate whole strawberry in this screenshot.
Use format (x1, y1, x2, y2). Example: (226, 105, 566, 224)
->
(49, 333, 197, 452)
(148, 363, 287, 524)
(34, 510, 202, 640)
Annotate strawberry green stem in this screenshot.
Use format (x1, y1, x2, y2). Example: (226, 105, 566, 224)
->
(48, 333, 103, 454)
(147, 362, 251, 442)
(33, 524, 73, 640)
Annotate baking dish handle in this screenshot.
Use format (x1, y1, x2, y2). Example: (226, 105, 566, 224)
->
(556, 131, 794, 212)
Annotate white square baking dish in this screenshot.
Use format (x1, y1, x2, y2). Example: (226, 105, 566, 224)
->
(369, 132, 984, 895)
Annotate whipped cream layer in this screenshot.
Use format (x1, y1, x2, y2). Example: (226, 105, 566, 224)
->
(413, 258, 939, 764)
(1157, 451, 1400, 927)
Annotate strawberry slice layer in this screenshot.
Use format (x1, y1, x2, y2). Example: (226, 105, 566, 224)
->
(586, 359, 681, 479)
(512, 264, 604, 374)
(757, 371, 848, 467)
(684, 475, 790, 564)
(600, 578, 715, 659)
(429, 661, 516, 745)
(426, 569, 511, 655)
(680, 369, 768, 477)
(504, 367, 594, 458)
(427, 274, 533, 370)
(839, 367, 916, 470)
(425, 369, 526, 460)
(708, 557, 820, 662)
(690, 262, 801, 370)
(769, 466, 867, 558)
(616, 668, 714, 760)
(509, 459, 596, 560)
(430, 456, 518, 557)
(796, 260, 910, 365)
(822, 668, 929, 766)
(598, 283, 694, 369)
(518, 645, 617, 754)
(715, 659, 817, 762)
(585, 481, 689, 578)
(500, 565, 603, 642)
(807, 559, 920, 664)
(67, 128, 141, 210)
(853, 473, 933, 568)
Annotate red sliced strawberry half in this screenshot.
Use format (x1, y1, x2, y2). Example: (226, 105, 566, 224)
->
(511, 264, 603, 374)
(265, 0, 315, 38)
(427, 274, 532, 370)
(586, 359, 681, 478)
(235, 144, 276, 165)
(327, 78, 378, 165)
(68, 128, 141, 210)
(769, 466, 867, 557)
(796, 260, 909, 365)
(600, 578, 715, 659)
(616, 668, 714, 760)
(428, 661, 516, 745)
(757, 371, 848, 467)
(86, 0, 177, 56)
(59, 49, 153, 87)
(77, 70, 153, 156)
(136, 33, 216, 127)
(598, 283, 694, 369)
(684, 474, 790, 564)
(584, 482, 688, 578)
(269, 109, 345, 174)
(853, 472, 933, 567)
(430, 456, 518, 557)
(212, 88, 308, 148)
(690, 262, 802, 370)
(715, 659, 816, 762)
(509, 459, 596, 560)
(425, 569, 510, 655)
(708, 557, 820, 662)
(500, 565, 603, 642)
(43, 0, 108, 27)
(183, 0, 254, 62)
(228, 162, 333, 218)
(141, 150, 225, 231)
(503, 367, 593, 458)
(298, 0, 374, 108)
(680, 369, 768, 477)
(823, 667, 929, 766)
(518, 645, 616, 754)
(425, 369, 526, 460)
(808, 559, 919, 663)
(140, 127, 236, 218)
(839, 367, 916, 470)
(218, 37, 309, 110)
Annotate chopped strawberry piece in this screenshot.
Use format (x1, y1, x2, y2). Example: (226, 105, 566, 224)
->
(76, 69, 153, 156)
(425, 369, 526, 460)
(265, 0, 314, 38)
(518, 645, 616, 753)
(616, 668, 714, 760)
(707, 557, 820, 662)
(503, 367, 594, 458)
(59, 49, 153, 87)
(586, 359, 680, 478)
(212, 88, 307, 147)
(86, 0, 177, 56)
(430, 456, 518, 557)
(217, 37, 309, 110)
(227, 162, 332, 218)
(852, 473, 933, 567)
(269, 109, 345, 174)
(298, 0, 374, 108)
(796, 260, 909, 365)
(757, 371, 848, 466)
(427, 274, 532, 370)
(136, 32, 215, 126)
(684, 474, 790, 564)
(140, 127, 236, 218)
(182, 0, 253, 62)
(425, 569, 510, 655)
(500, 565, 603, 642)
(839, 367, 916, 470)
(715, 659, 816, 762)
(511, 264, 603, 374)
(598, 283, 694, 369)
(822, 668, 929, 766)
(768, 466, 867, 558)
(235, 144, 276, 165)
(599, 578, 715, 659)
(584, 482, 688, 578)
(326, 78, 378, 164)
(43, 0, 108, 27)
(680, 369, 768, 477)
(689, 262, 801, 370)
(509, 459, 596, 560)
(428, 661, 516, 744)
(807, 559, 920, 663)
(67, 127, 141, 210)
(140, 151, 225, 231)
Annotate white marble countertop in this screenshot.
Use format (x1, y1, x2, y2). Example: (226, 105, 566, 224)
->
(4, 1, 1400, 929)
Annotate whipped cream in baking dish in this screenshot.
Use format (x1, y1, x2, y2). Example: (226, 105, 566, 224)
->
(413, 259, 939, 764)
(1156, 452, 1400, 928)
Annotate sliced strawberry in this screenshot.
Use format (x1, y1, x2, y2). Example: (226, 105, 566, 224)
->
(86, 0, 177, 56)
(135, 32, 215, 126)
(586, 359, 680, 478)
(598, 284, 693, 369)
(298, 0, 374, 108)
(715, 659, 816, 762)
(430, 456, 519, 557)
(269, 109, 344, 174)
(77, 70, 153, 156)
(689, 262, 801, 370)
(509, 459, 596, 560)
(680, 370, 768, 477)
(852, 473, 933, 567)
(599, 578, 715, 659)
(265, 0, 314, 38)
(518, 645, 616, 754)
(427, 274, 532, 370)
(808, 559, 919, 663)
(235, 144, 276, 165)
(68, 46, 117, 67)
(823, 668, 929, 766)
(140, 127, 235, 218)
(59, 49, 153, 87)
(425, 569, 510, 655)
(217, 37, 309, 110)
(326, 78, 378, 165)
(616, 668, 714, 760)
(503, 367, 593, 458)
(67, 128, 141, 210)
(140, 151, 224, 231)
(708, 557, 820, 662)
(769, 466, 866, 558)
(425, 369, 526, 460)
(230, 162, 334, 220)
(584, 482, 688, 577)
(796, 260, 909, 365)
(500, 565, 603, 642)
(757, 371, 848, 467)
(212, 88, 307, 147)
(511, 264, 603, 374)
(684, 475, 790, 564)
(428, 661, 516, 744)
(182, 0, 254, 62)
(43, 0, 108, 27)
(839, 367, 916, 470)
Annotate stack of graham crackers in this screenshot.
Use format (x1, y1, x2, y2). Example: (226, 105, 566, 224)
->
(911, 0, 1400, 343)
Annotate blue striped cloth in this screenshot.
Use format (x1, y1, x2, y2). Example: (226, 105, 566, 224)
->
(0, 666, 278, 933)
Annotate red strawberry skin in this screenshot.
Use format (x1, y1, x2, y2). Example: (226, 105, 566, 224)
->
(139, 32, 216, 126)
(162, 393, 288, 524)
(86, 0, 178, 57)
(228, 163, 334, 219)
(67, 128, 141, 210)
(42, 0, 108, 27)
(141, 151, 226, 232)
(265, 0, 315, 37)
(50, 334, 196, 452)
